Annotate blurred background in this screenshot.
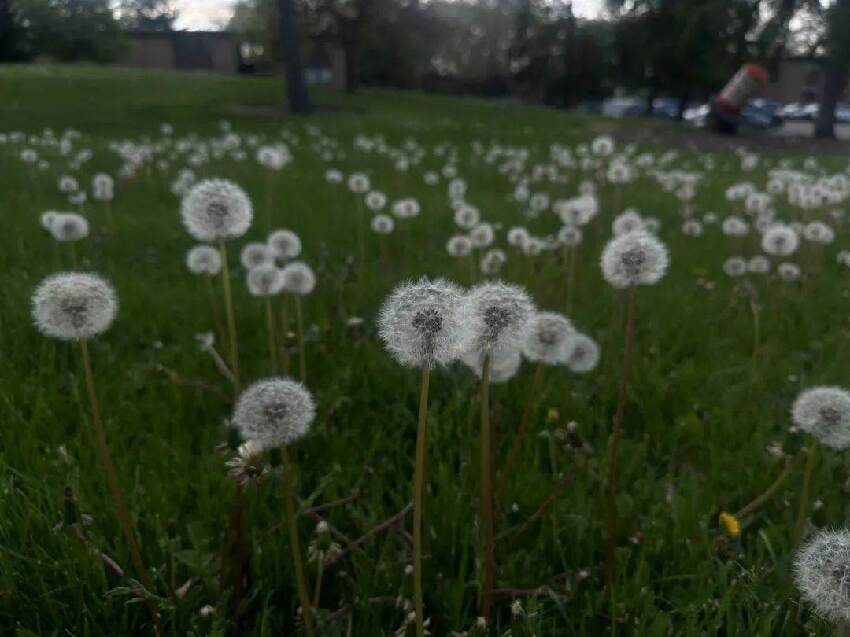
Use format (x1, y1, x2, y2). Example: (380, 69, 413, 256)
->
(1, 0, 849, 139)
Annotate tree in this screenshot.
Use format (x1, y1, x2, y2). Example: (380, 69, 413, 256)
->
(0, 0, 24, 61)
(118, 0, 177, 31)
(815, 0, 850, 138)
(278, 0, 313, 112)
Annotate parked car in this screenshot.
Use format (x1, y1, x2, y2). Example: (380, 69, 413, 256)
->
(601, 96, 647, 118)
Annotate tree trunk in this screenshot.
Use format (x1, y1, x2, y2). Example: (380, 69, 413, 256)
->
(343, 37, 359, 92)
(815, 63, 847, 139)
(278, 0, 313, 114)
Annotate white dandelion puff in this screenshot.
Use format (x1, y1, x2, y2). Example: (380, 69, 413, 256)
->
(186, 245, 222, 275)
(470, 223, 495, 248)
(792, 387, 850, 450)
(794, 529, 850, 624)
(521, 312, 575, 365)
(180, 179, 253, 242)
(347, 173, 370, 194)
(378, 278, 469, 369)
(723, 256, 747, 277)
(447, 235, 473, 257)
(561, 333, 600, 373)
(247, 265, 285, 296)
(461, 346, 522, 383)
(47, 213, 89, 242)
(281, 261, 316, 295)
(267, 229, 302, 260)
(601, 231, 669, 289)
(32, 272, 118, 341)
(231, 378, 315, 450)
(371, 214, 395, 235)
(240, 242, 275, 270)
(463, 281, 535, 353)
(761, 224, 799, 257)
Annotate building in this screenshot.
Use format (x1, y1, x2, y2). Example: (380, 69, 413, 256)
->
(762, 56, 848, 104)
(119, 31, 240, 74)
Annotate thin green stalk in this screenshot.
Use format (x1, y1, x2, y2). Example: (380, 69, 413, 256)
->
(80, 341, 163, 636)
(479, 352, 495, 622)
(280, 296, 291, 375)
(734, 454, 800, 520)
(265, 298, 278, 374)
(412, 367, 431, 637)
(498, 362, 545, 499)
(295, 295, 307, 383)
(750, 296, 761, 360)
(281, 446, 315, 637)
(204, 274, 226, 348)
(218, 241, 240, 393)
(606, 286, 637, 593)
(793, 442, 818, 546)
(312, 557, 324, 613)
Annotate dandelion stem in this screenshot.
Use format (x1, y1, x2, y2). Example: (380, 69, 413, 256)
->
(280, 296, 291, 375)
(479, 352, 496, 622)
(281, 446, 315, 637)
(218, 241, 240, 393)
(79, 341, 163, 636)
(265, 298, 278, 374)
(412, 367, 431, 637)
(750, 296, 761, 361)
(204, 275, 226, 347)
(606, 286, 637, 592)
(498, 362, 545, 499)
(295, 295, 307, 383)
(793, 443, 818, 546)
(734, 453, 800, 520)
(312, 557, 324, 613)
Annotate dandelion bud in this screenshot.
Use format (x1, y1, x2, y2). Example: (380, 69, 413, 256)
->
(180, 178, 253, 242)
(247, 265, 285, 297)
(794, 529, 850, 624)
(792, 386, 850, 450)
(281, 261, 316, 295)
(186, 245, 222, 275)
(601, 231, 669, 289)
(240, 242, 275, 269)
(378, 278, 468, 369)
(32, 272, 118, 341)
(267, 229, 302, 260)
(231, 378, 315, 451)
(463, 281, 535, 354)
(522, 312, 575, 365)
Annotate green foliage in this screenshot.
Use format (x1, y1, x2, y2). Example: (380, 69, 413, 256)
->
(0, 64, 848, 635)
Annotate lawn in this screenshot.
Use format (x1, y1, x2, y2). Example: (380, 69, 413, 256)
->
(1, 64, 849, 636)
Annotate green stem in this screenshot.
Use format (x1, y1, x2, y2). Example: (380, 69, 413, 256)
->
(218, 241, 240, 393)
(265, 298, 278, 374)
(607, 286, 637, 593)
(281, 446, 315, 637)
(479, 352, 495, 622)
(204, 274, 226, 349)
(413, 367, 431, 637)
(734, 454, 800, 520)
(280, 296, 291, 375)
(498, 362, 544, 499)
(80, 341, 163, 635)
(793, 443, 818, 546)
(295, 295, 307, 383)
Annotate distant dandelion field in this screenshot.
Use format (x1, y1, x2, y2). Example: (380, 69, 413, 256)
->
(3, 65, 850, 636)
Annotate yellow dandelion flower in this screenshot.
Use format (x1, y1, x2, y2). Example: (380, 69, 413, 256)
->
(719, 511, 740, 537)
(547, 408, 560, 422)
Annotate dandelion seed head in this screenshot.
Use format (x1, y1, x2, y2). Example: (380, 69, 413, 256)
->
(461, 346, 522, 383)
(558, 225, 583, 247)
(392, 198, 420, 219)
(231, 378, 315, 450)
(447, 235, 473, 257)
(32, 272, 118, 341)
(378, 278, 468, 369)
(186, 245, 222, 275)
(561, 333, 600, 373)
(455, 206, 480, 230)
(267, 229, 302, 260)
(240, 242, 275, 270)
(463, 281, 535, 353)
(348, 173, 370, 194)
(601, 231, 669, 289)
(778, 262, 801, 282)
(792, 386, 850, 450)
(794, 529, 850, 624)
(180, 178, 253, 242)
(522, 312, 575, 365)
(371, 214, 395, 235)
(469, 223, 495, 248)
(48, 212, 89, 242)
(761, 224, 799, 257)
(612, 211, 644, 237)
(281, 261, 316, 295)
(247, 265, 285, 296)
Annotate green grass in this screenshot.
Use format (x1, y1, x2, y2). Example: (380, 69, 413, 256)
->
(1, 64, 849, 636)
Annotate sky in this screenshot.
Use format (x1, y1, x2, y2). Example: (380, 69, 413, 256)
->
(173, 0, 603, 30)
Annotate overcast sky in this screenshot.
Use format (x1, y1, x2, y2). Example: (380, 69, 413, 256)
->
(173, 0, 603, 29)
